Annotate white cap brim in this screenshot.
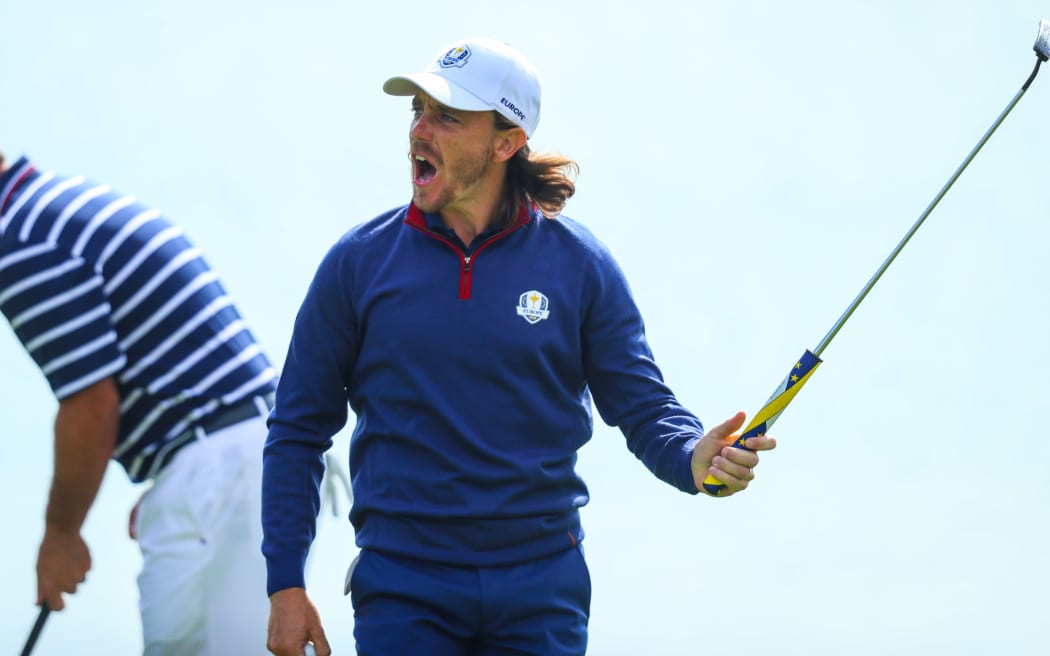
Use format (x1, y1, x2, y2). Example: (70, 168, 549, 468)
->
(383, 72, 493, 112)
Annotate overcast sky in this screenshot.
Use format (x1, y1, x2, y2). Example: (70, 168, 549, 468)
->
(2, 1, 1049, 654)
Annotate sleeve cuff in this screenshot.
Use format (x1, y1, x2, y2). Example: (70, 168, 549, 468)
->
(677, 436, 701, 495)
(265, 552, 309, 597)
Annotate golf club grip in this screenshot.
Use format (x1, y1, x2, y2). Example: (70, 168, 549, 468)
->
(20, 603, 50, 656)
(701, 418, 768, 495)
(702, 349, 822, 495)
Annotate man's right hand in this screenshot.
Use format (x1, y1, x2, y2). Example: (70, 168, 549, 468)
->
(36, 527, 91, 611)
(267, 587, 331, 656)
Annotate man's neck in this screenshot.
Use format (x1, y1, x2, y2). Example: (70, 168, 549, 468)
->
(441, 208, 499, 247)
(438, 178, 510, 248)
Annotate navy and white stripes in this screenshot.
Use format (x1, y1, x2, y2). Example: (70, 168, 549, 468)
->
(0, 157, 277, 481)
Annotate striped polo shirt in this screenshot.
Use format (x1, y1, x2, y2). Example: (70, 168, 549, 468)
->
(0, 156, 277, 482)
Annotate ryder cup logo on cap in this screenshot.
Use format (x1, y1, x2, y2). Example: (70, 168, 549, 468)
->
(382, 37, 542, 138)
(439, 45, 471, 68)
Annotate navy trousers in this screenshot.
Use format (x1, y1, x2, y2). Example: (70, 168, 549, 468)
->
(347, 546, 591, 655)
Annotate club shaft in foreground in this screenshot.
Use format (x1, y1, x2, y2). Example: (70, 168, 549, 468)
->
(20, 603, 50, 656)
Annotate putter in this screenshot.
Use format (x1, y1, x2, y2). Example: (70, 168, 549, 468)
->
(704, 18, 1050, 494)
(20, 603, 50, 656)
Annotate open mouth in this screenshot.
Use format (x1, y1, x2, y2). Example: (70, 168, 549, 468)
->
(413, 154, 437, 185)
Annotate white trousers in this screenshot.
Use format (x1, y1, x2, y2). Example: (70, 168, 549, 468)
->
(135, 414, 269, 655)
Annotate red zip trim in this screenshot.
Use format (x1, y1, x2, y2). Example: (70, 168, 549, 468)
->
(0, 165, 36, 216)
(404, 203, 531, 300)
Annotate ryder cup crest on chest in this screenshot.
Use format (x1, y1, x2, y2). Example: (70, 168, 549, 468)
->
(516, 290, 550, 324)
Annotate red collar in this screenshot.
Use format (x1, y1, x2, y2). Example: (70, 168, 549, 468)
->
(0, 159, 36, 217)
(404, 201, 534, 231)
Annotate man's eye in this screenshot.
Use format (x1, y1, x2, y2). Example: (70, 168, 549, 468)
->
(441, 112, 458, 123)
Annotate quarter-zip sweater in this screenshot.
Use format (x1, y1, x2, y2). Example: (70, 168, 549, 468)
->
(262, 203, 706, 596)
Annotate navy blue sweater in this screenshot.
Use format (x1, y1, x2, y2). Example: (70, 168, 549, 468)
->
(262, 203, 705, 595)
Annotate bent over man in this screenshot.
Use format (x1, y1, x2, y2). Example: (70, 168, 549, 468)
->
(0, 151, 276, 655)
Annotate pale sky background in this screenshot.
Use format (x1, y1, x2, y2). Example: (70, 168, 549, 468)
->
(2, 1, 1049, 654)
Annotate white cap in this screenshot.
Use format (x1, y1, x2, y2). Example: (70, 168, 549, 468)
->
(383, 37, 541, 138)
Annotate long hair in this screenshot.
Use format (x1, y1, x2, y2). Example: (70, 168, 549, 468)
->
(494, 114, 578, 219)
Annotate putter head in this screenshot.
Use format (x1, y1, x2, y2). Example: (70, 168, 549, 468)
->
(1036, 18, 1050, 61)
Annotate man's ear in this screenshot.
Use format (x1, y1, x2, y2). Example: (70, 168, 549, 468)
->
(492, 128, 527, 163)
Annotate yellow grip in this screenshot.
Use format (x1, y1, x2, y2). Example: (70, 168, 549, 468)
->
(702, 349, 822, 495)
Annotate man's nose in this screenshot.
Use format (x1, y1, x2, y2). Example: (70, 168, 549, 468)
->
(410, 113, 433, 140)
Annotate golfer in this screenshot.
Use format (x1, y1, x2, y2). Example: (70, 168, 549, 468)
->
(262, 37, 775, 656)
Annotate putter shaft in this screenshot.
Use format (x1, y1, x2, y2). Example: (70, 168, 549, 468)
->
(702, 20, 1049, 495)
(814, 69, 1037, 358)
(817, 20, 1048, 357)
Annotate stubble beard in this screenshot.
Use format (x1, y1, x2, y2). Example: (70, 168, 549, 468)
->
(413, 142, 493, 214)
